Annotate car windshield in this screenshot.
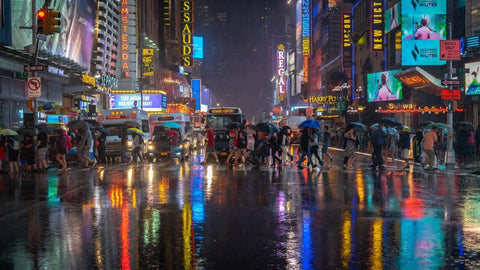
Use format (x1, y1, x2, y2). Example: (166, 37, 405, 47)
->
(103, 125, 126, 137)
(153, 132, 170, 142)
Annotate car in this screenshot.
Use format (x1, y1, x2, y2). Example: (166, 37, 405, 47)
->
(147, 130, 191, 162)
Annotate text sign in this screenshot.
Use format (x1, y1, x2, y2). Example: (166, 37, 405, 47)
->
(440, 40, 461, 60)
(441, 89, 461, 100)
(27, 77, 41, 97)
(441, 79, 460, 86)
(24, 65, 45, 72)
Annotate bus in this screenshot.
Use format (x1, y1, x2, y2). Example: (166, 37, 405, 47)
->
(97, 108, 150, 161)
(206, 107, 244, 130)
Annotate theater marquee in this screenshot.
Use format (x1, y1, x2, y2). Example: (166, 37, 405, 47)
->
(180, 0, 194, 67)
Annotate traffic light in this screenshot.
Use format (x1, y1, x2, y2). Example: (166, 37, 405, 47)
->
(46, 10, 61, 34)
(36, 9, 60, 35)
(37, 9, 47, 34)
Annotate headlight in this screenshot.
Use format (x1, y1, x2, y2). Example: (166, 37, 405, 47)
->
(127, 141, 133, 147)
(148, 145, 154, 150)
(179, 144, 184, 148)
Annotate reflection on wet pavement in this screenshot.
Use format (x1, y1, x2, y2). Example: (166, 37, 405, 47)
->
(1, 153, 480, 269)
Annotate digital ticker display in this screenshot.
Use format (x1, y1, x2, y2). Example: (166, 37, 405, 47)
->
(401, 0, 446, 66)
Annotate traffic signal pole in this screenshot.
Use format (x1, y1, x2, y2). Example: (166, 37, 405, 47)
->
(445, 22, 456, 168)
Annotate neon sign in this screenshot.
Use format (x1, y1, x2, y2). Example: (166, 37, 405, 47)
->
(120, 0, 131, 78)
(180, 0, 194, 67)
(371, 0, 384, 52)
(276, 44, 286, 96)
(342, 12, 352, 69)
(302, 0, 310, 56)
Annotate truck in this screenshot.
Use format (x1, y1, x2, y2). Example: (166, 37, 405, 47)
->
(97, 108, 150, 162)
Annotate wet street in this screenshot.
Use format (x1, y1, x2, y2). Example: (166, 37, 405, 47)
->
(1, 149, 480, 269)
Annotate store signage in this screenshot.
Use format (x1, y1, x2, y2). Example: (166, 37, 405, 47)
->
(302, 0, 310, 56)
(441, 89, 461, 100)
(308, 95, 350, 105)
(110, 93, 168, 111)
(180, 0, 194, 67)
(371, 0, 384, 52)
(82, 73, 96, 87)
(440, 40, 461, 60)
(276, 44, 286, 96)
(341, 12, 352, 69)
(142, 49, 154, 76)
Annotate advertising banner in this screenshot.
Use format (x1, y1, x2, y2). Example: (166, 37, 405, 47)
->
(191, 79, 201, 111)
(367, 69, 403, 102)
(109, 93, 167, 111)
(180, 0, 194, 67)
(401, 0, 446, 66)
(341, 12, 352, 69)
(371, 0, 384, 52)
(465, 62, 480, 95)
(385, 2, 400, 34)
(142, 49, 154, 76)
(193, 36, 204, 59)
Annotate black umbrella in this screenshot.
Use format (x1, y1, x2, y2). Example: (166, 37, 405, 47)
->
(379, 117, 402, 127)
(17, 127, 37, 136)
(254, 122, 280, 134)
(455, 121, 474, 130)
(94, 126, 111, 135)
(68, 120, 90, 130)
(418, 121, 433, 129)
(35, 124, 54, 134)
(346, 122, 367, 131)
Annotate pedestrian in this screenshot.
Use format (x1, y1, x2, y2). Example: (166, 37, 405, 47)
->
(475, 125, 480, 157)
(467, 128, 475, 162)
(79, 128, 95, 168)
(309, 129, 324, 168)
(132, 133, 144, 162)
(5, 135, 20, 173)
(23, 135, 35, 173)
(267, 132, 282, 168)
(0, 135, 5, 172)
(35, 130, 49, 172)
(321, 125, 334, 163)
(371, 123, 388, 171)
(236, 125, 248, 166)
(226, 126, 238, 166)
(168, 127, 179, 162)
(120, 132, 131, 163)
(201, 125, 219, 165)
(97, 130, 107, 165)
(297, 127, 314, 170)
(412, 129, 423, 164)
(343, 126, 356, 170)
(278, 126, 293, 165)
(385, 129, 398, 163)
(55, 129, 68, 172)
(422, 126, 438, 171)
(399, 129, 411, 169)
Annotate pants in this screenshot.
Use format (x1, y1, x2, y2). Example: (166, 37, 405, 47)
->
(98, 145, 106, 164)
(297, 149, 312, 167)
(372, 144, 384, 168)
(310, 145, 323, 165)
(280, 145, 292, 163)
(121, 146, 129, 163)
(423, 149, 436, 168)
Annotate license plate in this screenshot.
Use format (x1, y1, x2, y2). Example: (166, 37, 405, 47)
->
(220, 152, 227, 156)
(160, 152, 169, 156)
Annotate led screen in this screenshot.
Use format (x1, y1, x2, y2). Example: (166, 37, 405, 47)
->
(109, 94, 167, 111)
(401, 0, 446, 66)
(385, 2, 400, 34)
(193, 36, 204, 59)
(367, 69, 403, 102)
(465, 62, 480, 95)
(12, 0, 96, 70)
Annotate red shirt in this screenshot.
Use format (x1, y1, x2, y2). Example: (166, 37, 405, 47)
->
(168, 130, 178, 146)
(207, 128, 215, 147)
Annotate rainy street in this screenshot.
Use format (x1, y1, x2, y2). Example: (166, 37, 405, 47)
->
(1, 149, 480, 269)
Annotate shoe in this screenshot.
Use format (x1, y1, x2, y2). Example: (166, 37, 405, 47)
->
(330, 157, 334, 162)
(200, 161, 206, 165)
(404, 165, 410, 169)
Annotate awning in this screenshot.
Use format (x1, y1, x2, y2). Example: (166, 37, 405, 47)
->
(393, 67, 444, 96)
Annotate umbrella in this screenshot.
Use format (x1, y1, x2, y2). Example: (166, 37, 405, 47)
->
(68, 120, 90, 130)
(17, 127, 37, 136)
(35, 124, 54, 134)
(432, 123, 452, 130)
(299, 119, 321, 129)
(254, 122, 280, 134)
(418, 121, 433, 129)
(379, 117, 402, 127)
(346, 122, 367, 131)
(397, 125, 415, 133)
(127, 127, 145, 136)
(388, 127, 399, 135)
(455, 121, 474, 130)
(124, 121, 141, 128)
(0, 129, 18, 136)
(161, 121, 181, 129)
(94, 126, 111, 135)
(370, 123, 380, 130)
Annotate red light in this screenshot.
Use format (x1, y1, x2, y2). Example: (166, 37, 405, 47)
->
(37, 10, 46, 19)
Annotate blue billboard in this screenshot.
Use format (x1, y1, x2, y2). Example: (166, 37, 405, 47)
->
(193, 36, 204, 59)
(109, 93, 167, 111)
(401, 0, 446, 66)
(191, 79, 201, 111)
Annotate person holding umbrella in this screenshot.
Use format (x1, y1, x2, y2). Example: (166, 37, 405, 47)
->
(422, 126, 438, 171)
(79, 128, 95, 168)
(96, 129, 107, 165)
(399, 128, 411, 169)
(371, 123, 388, 171)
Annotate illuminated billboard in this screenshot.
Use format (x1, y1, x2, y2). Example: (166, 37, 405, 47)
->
(371, 0, 384, 52)
(465, 62, 480, 95)
(276, 44, 286, 98)
(12, 0, 96, 70)
(367, 69, 403, 102)
(180, 0, 194, 67)
(191, 79, 201, 111)
(341, 12, 352, 69)
(302, 0, 310, 56)
(109, 93, 167, 111)
(385, 2, 400, 34)
(401, 0, 446, 66)
(193, 36, 204, 59)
